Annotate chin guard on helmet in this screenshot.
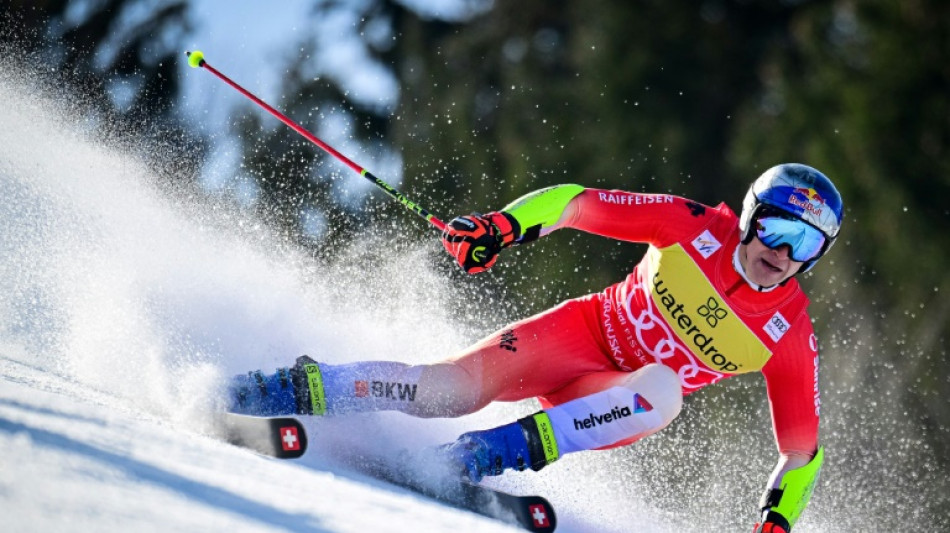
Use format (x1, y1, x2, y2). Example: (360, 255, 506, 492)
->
(759, 446, 824, 531)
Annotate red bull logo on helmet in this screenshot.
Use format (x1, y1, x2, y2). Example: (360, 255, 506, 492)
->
(789, 187, 825, 217)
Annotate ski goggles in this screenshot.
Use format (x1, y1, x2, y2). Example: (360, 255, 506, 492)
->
(754, 215, 827, 262)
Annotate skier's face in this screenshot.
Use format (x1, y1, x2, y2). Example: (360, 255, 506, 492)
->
(739, 237, 803, 287)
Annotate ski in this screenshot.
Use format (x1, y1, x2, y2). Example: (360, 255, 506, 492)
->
(218, 413, 308, 459)
(219, 413, 557, 532)
(366, 461, 557, 532)
(338, 450, 558, 532)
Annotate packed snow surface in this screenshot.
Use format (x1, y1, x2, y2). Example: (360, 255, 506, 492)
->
(0, 355, 529, 533)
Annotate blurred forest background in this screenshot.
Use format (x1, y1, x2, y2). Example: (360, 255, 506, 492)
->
(2, 0, 948, 528)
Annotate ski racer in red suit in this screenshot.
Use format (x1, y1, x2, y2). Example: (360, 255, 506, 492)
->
(228, 163, 843, 532)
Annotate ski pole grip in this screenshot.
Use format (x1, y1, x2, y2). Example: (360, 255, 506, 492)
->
(186, 50, 205, 69)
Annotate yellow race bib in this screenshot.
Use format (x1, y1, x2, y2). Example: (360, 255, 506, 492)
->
(645, 245, 771, 374)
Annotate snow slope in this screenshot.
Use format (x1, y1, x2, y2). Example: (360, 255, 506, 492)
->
(0, 353, 527, 533)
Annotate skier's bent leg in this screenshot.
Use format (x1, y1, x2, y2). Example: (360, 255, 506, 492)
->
(227, 355, 485, 417)
(228, 296, 611, 418)
(442, 364, 683, 481)
(316, 359, 486, 417)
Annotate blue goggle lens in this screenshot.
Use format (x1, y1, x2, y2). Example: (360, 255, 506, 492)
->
(755, 216, 826, 262)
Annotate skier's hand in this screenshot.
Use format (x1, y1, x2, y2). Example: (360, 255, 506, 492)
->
(441, 212, 519, 274)
(753, 510, 790, 533)
(752, 522, 787, 533)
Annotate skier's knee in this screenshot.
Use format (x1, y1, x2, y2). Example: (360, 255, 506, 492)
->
(422, 395, 483, 418)
(411, 362, 486, 418)
(538, 364, 683, 455)
(629, 364, 683, 428)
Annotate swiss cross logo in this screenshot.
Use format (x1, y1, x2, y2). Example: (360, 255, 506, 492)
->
(354, 380, 369, 397)
(280, 426, 300, 451)
(529, 504, 550, 528)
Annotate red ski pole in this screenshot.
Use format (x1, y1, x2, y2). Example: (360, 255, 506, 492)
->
(186, 50, 446, 232)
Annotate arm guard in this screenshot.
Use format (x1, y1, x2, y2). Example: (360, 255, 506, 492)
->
(759, 446, 824, 530)
(500, 184, 585, 243)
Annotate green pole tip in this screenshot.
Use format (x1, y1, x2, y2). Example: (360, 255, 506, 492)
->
(186, 50, 205, 68)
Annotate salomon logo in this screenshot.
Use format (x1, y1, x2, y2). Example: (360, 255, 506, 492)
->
(573, 405, 632, 430)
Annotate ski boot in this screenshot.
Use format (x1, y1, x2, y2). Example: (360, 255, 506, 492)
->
(440, 414, 559, 482)
(227, 355, 325, 416)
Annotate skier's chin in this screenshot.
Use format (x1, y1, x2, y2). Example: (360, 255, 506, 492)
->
(748, 258, 790, 286)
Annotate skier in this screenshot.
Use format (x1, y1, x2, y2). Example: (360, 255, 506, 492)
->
(228, 163, 842, 533)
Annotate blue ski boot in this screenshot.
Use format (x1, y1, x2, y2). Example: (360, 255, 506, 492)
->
(441, 413, 560, 482)
(227, 355, 325, 416)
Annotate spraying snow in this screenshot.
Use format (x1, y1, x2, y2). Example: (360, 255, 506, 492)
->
(0, 58, 671, 532)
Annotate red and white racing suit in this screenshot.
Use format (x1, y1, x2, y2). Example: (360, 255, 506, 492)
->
(452, 189, 820, 457)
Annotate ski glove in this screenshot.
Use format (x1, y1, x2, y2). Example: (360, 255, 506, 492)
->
(441, 212, 520, 274)
(753, 511, 790, 533)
